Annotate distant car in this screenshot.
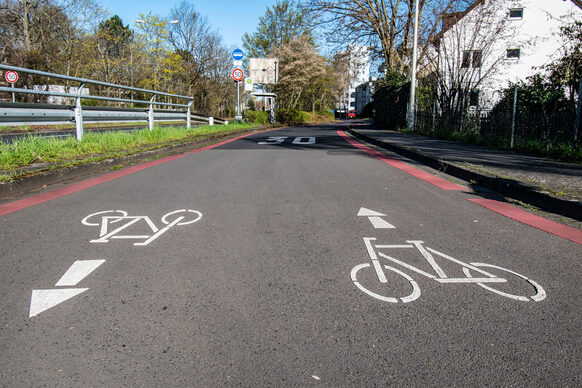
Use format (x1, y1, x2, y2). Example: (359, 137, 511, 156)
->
(347, 110, 357, 119)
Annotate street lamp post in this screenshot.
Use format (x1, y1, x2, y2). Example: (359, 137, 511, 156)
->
(408, 0, 420, 132)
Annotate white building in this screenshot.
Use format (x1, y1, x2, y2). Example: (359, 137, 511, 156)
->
(434, 0, 582, 109)
(33, 85, 90, 104)
(337, 45, 370, 113)
(355, 80, 375, 112)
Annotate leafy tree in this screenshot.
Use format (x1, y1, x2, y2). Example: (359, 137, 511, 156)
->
(242, 0, 312, 57)
(546, 19, 582, 104)
(367, 71, 409, 130)
(97, 16, 131, 59)
(271, 35, 327, 110)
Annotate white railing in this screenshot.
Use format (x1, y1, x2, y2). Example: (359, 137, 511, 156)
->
(0, 64, 227, 140)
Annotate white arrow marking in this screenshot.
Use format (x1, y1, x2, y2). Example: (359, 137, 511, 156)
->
(357, 207, 387, 217)
(357, 208, 395, 229)
(29, 288, 88, 318)
(55, 260, 106, 286)
(367, 216, 396, 229)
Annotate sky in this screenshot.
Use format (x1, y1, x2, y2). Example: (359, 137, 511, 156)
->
(96, 0, 278, 50)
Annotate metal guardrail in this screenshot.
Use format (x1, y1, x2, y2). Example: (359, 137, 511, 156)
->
(0, 64, 227, 140)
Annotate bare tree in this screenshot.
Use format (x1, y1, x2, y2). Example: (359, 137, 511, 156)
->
(429, 0, 524, 115)
(167, 1, 233, 115)
(304, 0, 472, 76)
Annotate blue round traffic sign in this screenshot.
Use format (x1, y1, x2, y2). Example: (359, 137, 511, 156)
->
(232, 49, 244, 60)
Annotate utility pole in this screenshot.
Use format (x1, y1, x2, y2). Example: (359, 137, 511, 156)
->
(408, 0, 420, 132)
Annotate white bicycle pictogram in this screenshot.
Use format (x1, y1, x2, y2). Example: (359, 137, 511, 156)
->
(351, 237, 546, 303)
(82, 209, 202, 246)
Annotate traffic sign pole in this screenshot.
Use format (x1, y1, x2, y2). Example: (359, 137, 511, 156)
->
(231, 68, 244, 120)
(5, 70, 18, 103)
(237, 81, 240, 120)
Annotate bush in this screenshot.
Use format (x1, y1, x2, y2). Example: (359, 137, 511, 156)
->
(367, 71, 409, 130)
(244, 110, 270, 124)
(276, 109, 312, 125)
(312, 110, 335, 122)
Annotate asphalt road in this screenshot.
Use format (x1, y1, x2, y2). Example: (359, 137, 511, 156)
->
(1, 123, 581, 386)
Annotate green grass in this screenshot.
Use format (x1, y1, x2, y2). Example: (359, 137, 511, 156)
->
(0, 123, 261, 181)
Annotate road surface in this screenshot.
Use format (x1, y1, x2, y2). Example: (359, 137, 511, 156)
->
(1, 123, 581, 386)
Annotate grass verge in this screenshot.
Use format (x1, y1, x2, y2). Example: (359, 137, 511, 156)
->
(399, 126, 582, 164)
(0, 123, 262, 182)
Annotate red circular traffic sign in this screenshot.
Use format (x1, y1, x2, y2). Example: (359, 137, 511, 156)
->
(232, 68, 244, 81)
(5, 70, 18, 83)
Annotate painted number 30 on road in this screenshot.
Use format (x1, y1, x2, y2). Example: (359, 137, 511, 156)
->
(258, 136, 316, 145)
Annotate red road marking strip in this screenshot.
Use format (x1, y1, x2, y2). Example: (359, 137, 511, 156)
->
(0, 128, 279, 217)
(0, 154, 185, 217)
(338, 130, 465, 191)
(468, 198, 582, 245)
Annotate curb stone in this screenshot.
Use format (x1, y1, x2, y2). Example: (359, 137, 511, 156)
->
(348, 127, 582, 222)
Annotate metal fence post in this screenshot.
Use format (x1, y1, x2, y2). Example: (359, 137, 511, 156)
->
(186, 100, 193, 129)
(148, 94, 155, 131)
(511, 86, 518, 149)
(574, 78, 582, 142)
(431, 100, 436, 133)
(75, 82, 85, 141)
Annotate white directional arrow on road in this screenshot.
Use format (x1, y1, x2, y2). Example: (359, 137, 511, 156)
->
(29, 260, 105, 318)
(29, 288, 89, 318)
(358, 207, 396, 229)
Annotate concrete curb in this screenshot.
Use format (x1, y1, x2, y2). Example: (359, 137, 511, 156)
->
(348, 128, 582, 222)
(0, 128, 265, 201)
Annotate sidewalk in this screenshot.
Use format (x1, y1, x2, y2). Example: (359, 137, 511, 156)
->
(348, 123, 582, 222)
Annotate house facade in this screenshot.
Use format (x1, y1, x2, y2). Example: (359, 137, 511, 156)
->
(336, 45, 370, 114)
(434, 0, 582, 110)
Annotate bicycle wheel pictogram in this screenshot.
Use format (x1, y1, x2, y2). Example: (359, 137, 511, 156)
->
(351, 263, 421, 303)
(462, 263, 546, 302)
(161, 209, 203, 225)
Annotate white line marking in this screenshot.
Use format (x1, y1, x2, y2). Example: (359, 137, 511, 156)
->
(375, 245, 413, 249)
(435, 277, 507, 283)
(363, 238, 387, 283)
(29, 288, 88, 317)
(409, 241, 447, 279)
(377, 252, 437, 279)
(55, 260, 106, 286)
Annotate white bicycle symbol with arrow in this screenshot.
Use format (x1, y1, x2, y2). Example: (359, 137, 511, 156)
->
(82, 209, 202, 246)
(351, 237, 546, 303)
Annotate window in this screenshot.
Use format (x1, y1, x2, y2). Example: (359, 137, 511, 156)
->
(469, 89, 480, 106)
(506, 49, 521, 59)
(509, 8, 523, 19)
(462, 50, 483, 68)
